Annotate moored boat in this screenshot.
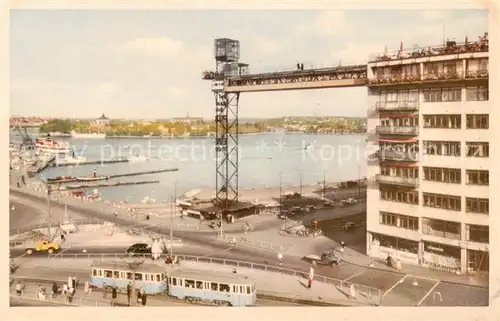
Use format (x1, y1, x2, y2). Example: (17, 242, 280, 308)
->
(46, 176, 78, 184)
(35, 137, 70, 154)
(76, 175, 109, 182)
(128, 155, 149, 162)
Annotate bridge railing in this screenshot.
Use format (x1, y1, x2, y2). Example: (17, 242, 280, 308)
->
(46, 252, 381, 305)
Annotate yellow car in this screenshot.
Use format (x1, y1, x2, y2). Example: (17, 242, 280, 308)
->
(25, 241, 61, 255)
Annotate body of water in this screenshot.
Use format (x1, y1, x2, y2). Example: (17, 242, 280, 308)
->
(19, 133, 368, 202)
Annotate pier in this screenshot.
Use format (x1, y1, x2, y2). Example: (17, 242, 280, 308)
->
(60, 180, 160, 190)
(51, 159, 129, 167)
(108, 168, 178, 179)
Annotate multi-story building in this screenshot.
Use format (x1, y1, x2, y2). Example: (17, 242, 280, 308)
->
(365, 34, 489, 275)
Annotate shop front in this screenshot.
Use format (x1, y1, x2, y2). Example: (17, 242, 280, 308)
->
(369, 233, 419, 265)
(422, 241, 461, 272)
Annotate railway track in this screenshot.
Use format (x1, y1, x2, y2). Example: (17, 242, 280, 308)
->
(11, 278, 336, 307)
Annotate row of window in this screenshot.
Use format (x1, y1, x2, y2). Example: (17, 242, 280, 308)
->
(379, 115, 488, 129)
(380, 167, 489, 186)
(169, 277, 253, 294)
(376, 86, 489, 103)
(92, 269, 164, 282)
(420, 140, 489, 157)
(380, 188, 489, 214)
(380, 117, 418, 127)
(423, 193, 489, 214)
(380, 212, 419, 230)
(377, 217, 489, 243)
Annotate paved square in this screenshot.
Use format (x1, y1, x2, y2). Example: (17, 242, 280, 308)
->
(382, 276, 437, 306)
(347, 269, 403, 292)
(314, 264, 367, 281)
(419, 282, 488, 306)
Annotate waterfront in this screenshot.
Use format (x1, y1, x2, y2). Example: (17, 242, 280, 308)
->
(32, 133, 367, 201)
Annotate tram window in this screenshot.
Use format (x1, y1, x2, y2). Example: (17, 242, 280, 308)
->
(196, 281, 203, 289)
(135, 273, 143, 281)
(220, 284, 230, 292)
(98, 270, 102, 277)
(185, 279, 195, 288)
(92, 269, 97, 276)
(247, 286, 251, 294)
(211, 282, 218, 291)
(233, 285, 237, 293)
(172, 278, 177, 286)
(113, 271, 119, 279)
(126, 272, 133, 280)
(144, 274, 149, 281)
(240, 286, 244, 293)
(120, 272, 126, 279)
(156, 274, 161, 282)
(104, 270, 112, 278)
(179, 279, 183, 286)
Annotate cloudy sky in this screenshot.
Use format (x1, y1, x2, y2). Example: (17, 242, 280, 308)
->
(10, 9, 487, 119)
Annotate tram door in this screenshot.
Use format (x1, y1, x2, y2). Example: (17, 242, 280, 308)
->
(232, 285, 240, 306)
(203, 281, 210, 295)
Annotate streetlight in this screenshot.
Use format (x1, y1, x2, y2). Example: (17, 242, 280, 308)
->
(279, 172, 283, 214)
(299, 172, 303, 197)
(322, 171, 326, 199)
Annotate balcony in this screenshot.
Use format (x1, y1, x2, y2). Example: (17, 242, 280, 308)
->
(377, 150, 418, 162)
(376, 126, 419, 136)
(376, 174, 419, 187)
(376, 101, 419, 112)
(423, 71, 461, 81)
(368, 74, 420, 85)
(465, 70, 488, 80)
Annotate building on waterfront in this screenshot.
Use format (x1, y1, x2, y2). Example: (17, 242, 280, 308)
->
(170, 113, 203, 124)
(365, 34, 489, 275)
(91, 113, 111, 127)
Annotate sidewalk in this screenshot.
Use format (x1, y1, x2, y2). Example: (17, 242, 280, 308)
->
(13, 258, 376, 306)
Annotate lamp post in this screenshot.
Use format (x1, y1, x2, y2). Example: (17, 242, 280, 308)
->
(323, 171, 326, 199)
(299, 172, 303, 197)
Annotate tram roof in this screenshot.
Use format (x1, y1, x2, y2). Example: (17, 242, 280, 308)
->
(91, 260, 165, 273)
(168, 268, 254, 284)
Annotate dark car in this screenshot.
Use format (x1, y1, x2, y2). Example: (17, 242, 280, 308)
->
(126, 243, 152, 256)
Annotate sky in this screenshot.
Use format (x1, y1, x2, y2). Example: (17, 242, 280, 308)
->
(10, 9, 488, 119)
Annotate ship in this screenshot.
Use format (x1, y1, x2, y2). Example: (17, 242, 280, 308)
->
(35, 137, 71, 154)
(70, 130, 106, 139)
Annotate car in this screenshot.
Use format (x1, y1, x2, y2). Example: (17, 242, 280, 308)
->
(126, 243, 152, 256)
(303, 251, 342, 267)
(341, 221, 364, 231)
(25, 240, 61, 255)
(59, 220, 78, 233)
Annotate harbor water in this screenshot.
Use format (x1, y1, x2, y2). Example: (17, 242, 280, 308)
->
(20, 133, 368, 202)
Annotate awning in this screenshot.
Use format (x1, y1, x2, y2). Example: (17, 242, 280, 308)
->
(380, 161, 418, 167)
(378, 138, 417, 143)
(380, 114, 418, 118)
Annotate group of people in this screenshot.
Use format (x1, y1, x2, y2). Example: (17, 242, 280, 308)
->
(103, 282, 147, 307)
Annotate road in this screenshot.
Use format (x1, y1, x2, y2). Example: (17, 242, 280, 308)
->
(10, 190, 489, 306)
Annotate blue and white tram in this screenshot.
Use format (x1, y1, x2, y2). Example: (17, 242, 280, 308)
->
(90, 261, 167, 294)
(167, 268, 257, 307)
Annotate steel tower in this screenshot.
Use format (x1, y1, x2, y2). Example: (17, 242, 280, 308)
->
(202, 38, 248, 210)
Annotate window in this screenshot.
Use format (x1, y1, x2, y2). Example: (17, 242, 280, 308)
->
(423, 141, 461, 156)
(113, 271, 120, 279)
(372, 233, 418, 254)
(211, 282, 218, 291)
(379, 165, 418, 178)
(467, 225, 489, 243)
(172, 277, 177, 286)
(423, 115, 461, 129)
(220, 284, 230, 292)
(379, 212, 418, 231)
(466, 198, 489, 214)
(247, 286, 251, 294)
(422, 218, 461, 240)
(466, 114, 488, 129)
(423, 88, 461, 102)
(185, 279, 195, 288)
(466, 142, 489, 157)
(466, 170, 489, 185)
(92, 269, 97, 276)
(423, 193, 461, 211)
(156, 274, 161, 282)
(104, 270, 113, 278)
(466, 86, 489, 101)
(196, 281, 203, 289)
(423, 167, 461, 184)
(380, 187, 419, 205)
(126, 272, 133, 280)
(135, 273, 143, 281)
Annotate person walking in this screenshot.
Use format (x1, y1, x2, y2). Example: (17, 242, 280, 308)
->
(126, 282, 132, 306)
(141, 292, 147, 307)
(308, 266, 314, 289)
(84, 280, 90, 295)
(15, 281, 23, 296)
(103, 282, 108, 299)
(111, 287, 117, 306)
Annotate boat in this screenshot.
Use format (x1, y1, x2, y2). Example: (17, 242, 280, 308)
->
(71, 130, 106, 139)
(48, 132, 72, 138)
(128, 154, 149, 162)
(47, 176, 78, 184)
(35, 137, 71, 154)
(76, 175, 109, 182)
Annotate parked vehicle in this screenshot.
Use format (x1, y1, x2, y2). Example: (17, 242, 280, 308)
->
(126, 243, 152, 256)
(303, 251, 342, 267)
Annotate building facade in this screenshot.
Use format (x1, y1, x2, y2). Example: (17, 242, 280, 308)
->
(91, 113, 111, 127)
(365, 35, 489, 275)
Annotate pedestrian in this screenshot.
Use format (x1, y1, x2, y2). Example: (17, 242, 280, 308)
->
(136, 288, 142, 304)
(63, 283, 68, 296)
(68, 287, 74, 303)
(103, 282, 108, 299)
(52, 282, 59, 298)
(232, 268, 237, 274)
(15, 281, 22, 296)
(349, 284, 357, 299)
(84, 280, 90, 295)
(141, 292, 147, 307)
(308, 266, 314, 289)
(126, 282, 132, 306)
(111, 287, 117, 306)
(72, 276, 77, 290)
(67, 276, 72, 290)
(340, 241, 345, 252)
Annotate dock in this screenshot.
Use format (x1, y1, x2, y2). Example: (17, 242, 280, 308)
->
(108, 168, 178, 179)
(60, 180, 160, 190)
(50, 158, 129, 167)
